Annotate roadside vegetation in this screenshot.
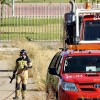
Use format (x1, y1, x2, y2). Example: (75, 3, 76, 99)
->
(1, 39, 62, 90)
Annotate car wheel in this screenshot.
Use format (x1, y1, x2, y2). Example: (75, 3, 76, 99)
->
(46, 85, 56, 100)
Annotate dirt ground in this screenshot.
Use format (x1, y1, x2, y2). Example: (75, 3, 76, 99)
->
(0, 41, 62, 100)
(0, 57, 46, 100)
(0, 60, 46, 100)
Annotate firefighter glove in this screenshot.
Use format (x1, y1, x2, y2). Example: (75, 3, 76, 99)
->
(24, 65, 28, 70)
(13, 73, 16, 79)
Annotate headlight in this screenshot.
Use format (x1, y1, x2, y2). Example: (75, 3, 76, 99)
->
(61, 82, 78, 91)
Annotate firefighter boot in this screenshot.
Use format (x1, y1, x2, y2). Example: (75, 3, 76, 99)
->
(13, 96, 19, 100)
(22, 91, 26, 100)
(13, 91, 20, 100)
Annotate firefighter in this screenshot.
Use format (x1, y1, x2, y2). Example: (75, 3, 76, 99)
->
(13, 49, 32, 100)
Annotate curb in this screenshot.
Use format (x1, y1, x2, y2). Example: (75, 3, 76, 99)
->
(0, 48, 20, 51)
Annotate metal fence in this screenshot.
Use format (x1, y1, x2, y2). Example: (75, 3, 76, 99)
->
(0, 3, 85, 41)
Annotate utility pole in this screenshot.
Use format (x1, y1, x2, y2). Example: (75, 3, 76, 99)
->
(12, 0, 14, 16)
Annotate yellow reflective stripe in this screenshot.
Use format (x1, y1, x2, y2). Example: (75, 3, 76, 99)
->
(18, 60, 27, 69)
(16, 90, 21, 92)
(21, 89, 27, 92)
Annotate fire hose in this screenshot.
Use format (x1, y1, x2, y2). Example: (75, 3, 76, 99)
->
(4, 69, 25, 100)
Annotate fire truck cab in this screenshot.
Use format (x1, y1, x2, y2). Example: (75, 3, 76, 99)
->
(64, 0, 100, 50)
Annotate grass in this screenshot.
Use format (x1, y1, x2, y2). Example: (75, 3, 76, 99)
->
(0, 38, 62, 91)
(14, 0, 97, 3)
(0, 32, 62, 40)
(1, 18, 63, 41)
(4, 38, 62, 90)
(2, 18, 62, 26)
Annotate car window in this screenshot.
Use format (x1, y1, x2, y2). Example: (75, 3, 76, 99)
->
(63, 56, 100, 73)
(84, 20, 100, 40)
(48, 54, 59, 69)
(56, 55, 62, 74)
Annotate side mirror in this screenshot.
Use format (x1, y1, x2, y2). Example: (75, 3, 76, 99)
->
(49, 67, 58, 75)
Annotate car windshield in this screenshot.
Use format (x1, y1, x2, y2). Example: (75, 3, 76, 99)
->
(84, 20, 100, 40)
(63, 56, 100, 73)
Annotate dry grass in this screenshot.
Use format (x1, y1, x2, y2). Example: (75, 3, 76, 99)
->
(3, 38, 61, 91)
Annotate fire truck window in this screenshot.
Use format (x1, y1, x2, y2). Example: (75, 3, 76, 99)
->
(84, 20, 100, 40)
(63, 56, 100, 73)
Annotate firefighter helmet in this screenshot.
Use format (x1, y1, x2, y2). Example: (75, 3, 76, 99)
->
(20, 49, 27, 56)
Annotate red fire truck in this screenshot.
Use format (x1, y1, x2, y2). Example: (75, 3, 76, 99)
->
(64, 0, 100, 50)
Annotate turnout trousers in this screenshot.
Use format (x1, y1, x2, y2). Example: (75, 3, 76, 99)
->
(15, 70, 28, 100)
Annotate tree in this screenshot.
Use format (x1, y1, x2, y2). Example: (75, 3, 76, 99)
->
(0, 0, 10, 24)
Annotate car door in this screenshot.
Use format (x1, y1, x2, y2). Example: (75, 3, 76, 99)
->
(46, 52, 62, 99)
(54, 55, 62, 93)
(46, 53, 59, 87)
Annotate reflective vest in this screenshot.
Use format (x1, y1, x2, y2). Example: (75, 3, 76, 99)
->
(17, 59, 27, 70)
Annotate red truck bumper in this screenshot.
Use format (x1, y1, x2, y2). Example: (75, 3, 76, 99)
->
(59, 89, 100, 100)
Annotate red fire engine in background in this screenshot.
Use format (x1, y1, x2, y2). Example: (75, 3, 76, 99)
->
(64, 0, 100, 50)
